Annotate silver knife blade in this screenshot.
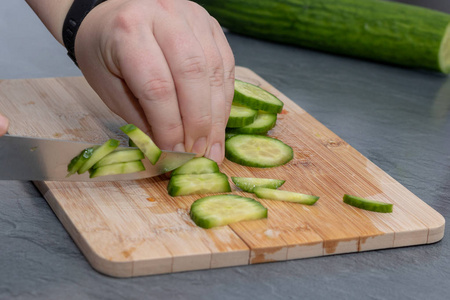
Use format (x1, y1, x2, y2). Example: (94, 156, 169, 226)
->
(0, 135, 195, 182)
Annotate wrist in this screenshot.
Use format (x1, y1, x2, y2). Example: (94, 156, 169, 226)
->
(62, 0, 108, 65)
(25, 0, 74, 44)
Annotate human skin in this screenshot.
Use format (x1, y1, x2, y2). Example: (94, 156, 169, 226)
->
(25, 0, 235, 163)
(0, 114, 8, 136)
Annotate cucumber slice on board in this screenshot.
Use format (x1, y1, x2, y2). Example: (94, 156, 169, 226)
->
(89, 161, 145, 178)
(233, 80, 283, 113)
(92, 149, 144, 169)
(225, 134, 293, 168)
(343, 194, 393, 213)
(253, 187, 319, 205)
(171, 157, 219, 176)
(226, 112, 277, 135)
(67, 147, 96, 177)
(168, 173, 231, 196)
(77, 139, 120, 174)
(231, 176, 285, 193)
(190, 194, 268, 229)
(120, 124, 162, 165)
(226, 104, 258, 128)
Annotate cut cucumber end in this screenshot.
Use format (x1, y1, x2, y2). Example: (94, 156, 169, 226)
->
(343, 194, 393, 213)
(67, 147, 95, 176)
(438, 22, 450, 74)
(254, 187, 319, 205)
(120, 124, 138, 134)
(190, 194, 268, 229)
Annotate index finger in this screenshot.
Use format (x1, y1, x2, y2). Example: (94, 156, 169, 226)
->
(117, 29, 186, 152)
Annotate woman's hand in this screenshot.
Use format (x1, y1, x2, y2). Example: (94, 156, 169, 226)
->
(0, 113, 9, 136)
(75, 0, 235, 163)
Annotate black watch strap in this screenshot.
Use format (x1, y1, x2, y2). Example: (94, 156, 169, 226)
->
(62, 0, 107, 65)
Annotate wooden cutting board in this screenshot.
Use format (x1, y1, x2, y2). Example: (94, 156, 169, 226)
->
(0, 67, 445, 277)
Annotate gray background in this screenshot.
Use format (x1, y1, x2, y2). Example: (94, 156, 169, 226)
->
(1, 1, 450, 299)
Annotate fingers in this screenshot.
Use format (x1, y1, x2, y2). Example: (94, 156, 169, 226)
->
(0, 114, 9, 136)
(117, 33, 187, 152)
(202, 16, 235, 163)
(74, 0, 235, 164)
(153, 8, 212, 155)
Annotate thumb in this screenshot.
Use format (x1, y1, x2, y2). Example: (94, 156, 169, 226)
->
(0, 114, 9, 136)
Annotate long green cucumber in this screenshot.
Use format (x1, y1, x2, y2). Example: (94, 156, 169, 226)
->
(196, 0, 450, 73)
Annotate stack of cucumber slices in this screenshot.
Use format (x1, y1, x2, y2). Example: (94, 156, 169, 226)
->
(225, 80, 293, 168)
(66, 124, 161, 178)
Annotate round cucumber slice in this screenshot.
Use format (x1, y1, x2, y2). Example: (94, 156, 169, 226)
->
(226, 104, 258, 128)
(226, 112, 277, 135)
(233, 79, 283, 113)
(190, 194, 268, 228)
(231, 177, 285, 193)
(343, 194, 393, 213)
(225, 134, 293, 168)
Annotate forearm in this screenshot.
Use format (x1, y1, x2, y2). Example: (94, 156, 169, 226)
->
(25, 0, 74, 44)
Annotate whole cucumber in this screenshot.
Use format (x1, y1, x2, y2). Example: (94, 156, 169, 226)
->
(197, 0, 450, 73)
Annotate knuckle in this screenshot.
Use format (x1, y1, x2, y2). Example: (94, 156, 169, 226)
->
(139, 78, 174, 103)
(208, 64, 225, 87)
(110, 6, 141, 33)
(186, 114, 212, 129)
(178, 56, 207, 79)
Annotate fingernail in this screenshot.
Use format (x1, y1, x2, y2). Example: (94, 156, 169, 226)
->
(173, 143, 185, 152)
(192, 137, 207, 155)
(208, 143, 223, 164)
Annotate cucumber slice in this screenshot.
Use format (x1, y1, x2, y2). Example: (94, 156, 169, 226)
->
(92, 149, 144, 169)
(253, 187, 319, 205)
(226, 104, 258, 128)
(167, 173, 231, 196)
(225, 134, 293, 168)
(89, 161, 145, 178)
(343, 194, 393, 213)
(171, 157, 219, 176)
(226, 112, 277, 135)
(190, 194, 268, 228)
(231, 176, 285, 192)
(77, 139, 120, 174)
(233, 79, 283, 113)
(66, 147, 96, 177)
(120, 124, 162, 165)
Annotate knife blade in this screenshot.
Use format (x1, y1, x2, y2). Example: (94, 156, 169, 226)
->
(0, 135, 195, 181)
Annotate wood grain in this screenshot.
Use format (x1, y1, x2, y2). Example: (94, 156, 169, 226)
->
(0, 67, 444, 277)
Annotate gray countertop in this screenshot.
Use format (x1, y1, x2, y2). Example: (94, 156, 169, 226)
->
(1, 1, 449, 299)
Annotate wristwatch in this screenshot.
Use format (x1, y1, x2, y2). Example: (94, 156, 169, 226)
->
(62, 0, 107, 65)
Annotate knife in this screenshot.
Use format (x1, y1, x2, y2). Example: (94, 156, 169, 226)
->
(0, 135, 195, 182)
